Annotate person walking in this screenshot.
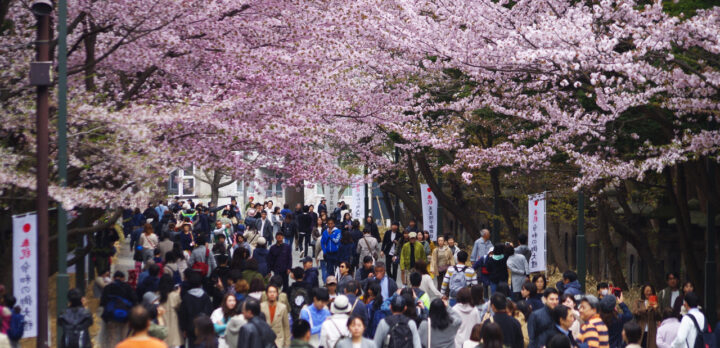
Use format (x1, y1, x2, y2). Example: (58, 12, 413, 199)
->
(440, 251, 478, 306)
(115, 305, 168, 348)
(261, 284, 291, 348)
(506, 245, 530, 301)
(485, 293, 524, 348)
(139, 223, 159, 262)
(577, 295, 610, 348)
(178, 271, 213, 344)
(335, 316, 376, 348)
(58, 289, 93, 348)
(237, 298, 277, 348)
(431, 236, 454, 289)
(299, 288, 331, 347)
(252, 237, 270, 277)
(269, 233, 293, 292)
(655, 308, 680, 348)
(157, 275, 182, 348)
(210, 293, 238, 348)
(290, 319, 315, 348)
(418, 298, 462, 348)
(528, 288, 561, 348)
(100, 271, 138, 348)
(400, 232, 426, 285)
(454, 288, 483, 348)
(357, 228, 380, 263)
(372, 296, 421, 348)
(381, 222, 402, 281)
(320, 295, 353, 348)
(321, 219, 342, 280)
(670, 292, 705, 348)
(470, 229, 493, 263)
(188, 235, 216, 277)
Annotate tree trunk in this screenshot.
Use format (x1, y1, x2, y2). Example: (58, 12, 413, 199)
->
(83, 20, 97, 91)
(491, 168, 518, 241)
(598, 200, 629, 289)
(415, 152, 480, 240)
(666, 167, 703, 289)
(547, 220, 569, 272)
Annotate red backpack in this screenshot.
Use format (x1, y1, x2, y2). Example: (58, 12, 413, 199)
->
(191, 247, 210, 276)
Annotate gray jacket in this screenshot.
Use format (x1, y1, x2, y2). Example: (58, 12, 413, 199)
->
(255, 218, 274, 241)
(356, 234, 380, 260)
(373, 314, 421, 348)
(506, 253, 529, 293)
(335, 337, 376, 348)
(515, 245, 532, 263)
(188, 245, 217, 275)
(418, 307, 462, 348)
(470, 238, 493, 262)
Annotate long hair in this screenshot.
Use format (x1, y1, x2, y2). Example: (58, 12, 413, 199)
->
(143, 223, 154, 235)
(367, 281, 383, 311)
(429, 298, 451, 330)
(158, 274, 175, 304)
(221, 293, 238, 321)
(193, 314, 217, 346)
(481, 322, 504, 348)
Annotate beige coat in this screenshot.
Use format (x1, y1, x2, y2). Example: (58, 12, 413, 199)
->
(161, 290, 183, 347)
(430, 246, 454, 275)
(261, 301, 290, 348)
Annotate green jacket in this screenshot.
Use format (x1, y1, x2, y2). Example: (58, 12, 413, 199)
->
(400, 241, 426, 270)
(242, 269, 266, 286)
(290, 339, 315, 348)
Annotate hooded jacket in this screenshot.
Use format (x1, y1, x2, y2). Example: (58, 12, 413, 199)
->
(562, 280, 582, 296)
(453, 303, 483, 348)
(59, 307, 93, 348)
(178, 288, 213, 339)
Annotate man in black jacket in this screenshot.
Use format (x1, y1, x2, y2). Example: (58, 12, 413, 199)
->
(238, 298, 277, 348)
(485, 293, 524, 348)
(528, 288, 560, 348)
(547, 304, 578, 347)
(178, 271, 213, 343)
(381, 222, 402, 280)
(296, 205, 313, 255)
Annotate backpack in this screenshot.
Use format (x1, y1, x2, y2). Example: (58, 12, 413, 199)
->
(103, 295, 133, 322)
(60, 309, 89, 348)
(383, 314, 413, 348)
(688, 313, 717, 348)
(289, 286, 310, 321)
(191, 247, 210, 276)
(448, 265, 468, 298)
(7, 312, 25, 341)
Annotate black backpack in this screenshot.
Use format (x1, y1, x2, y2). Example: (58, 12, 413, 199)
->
(687, 314, 717, 348)
(383, 315, 413, 348)
(289, 285, 310, 321)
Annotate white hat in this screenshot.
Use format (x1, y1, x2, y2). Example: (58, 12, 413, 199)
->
(182, 203, 190, 210)
(408, 232, 417, 239)
(331, 295, 351, 314)
(257, 237, 267, 246)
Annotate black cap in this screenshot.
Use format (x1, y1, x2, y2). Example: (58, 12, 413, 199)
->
(302, 256, 313, 264)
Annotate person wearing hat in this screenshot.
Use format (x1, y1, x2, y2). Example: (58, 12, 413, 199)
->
(381, 221, 403, 281)
(320, 295, 352, 348)
(577, 294, 610, 348)
(326, 275, 340, 301)
(400, 231, 426, 285)
(599, 293, 633, 348)
(269, 233, 293, 292)
(252, 236, 270, 276)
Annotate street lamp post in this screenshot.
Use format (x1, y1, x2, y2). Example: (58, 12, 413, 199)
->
(576, 188, 586, 292)
(29, 1, 53, 346)
(56, 0, 70, 344)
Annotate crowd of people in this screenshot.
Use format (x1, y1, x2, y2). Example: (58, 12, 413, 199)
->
(1, 197, 717, 348)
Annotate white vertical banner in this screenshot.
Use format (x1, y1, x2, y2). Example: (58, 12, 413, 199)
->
(12, 213, 38, 338)
(528, 192, 547, 273)
(420, 184, 438, 241)
(351, 176, 365, 220)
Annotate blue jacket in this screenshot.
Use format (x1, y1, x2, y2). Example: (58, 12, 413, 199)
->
(562, 280, 582, 296)
(607, 302, 633, 348)
(321, 227, 341, 254)
(253, 247, 269, 276)
(268, 243, 292, 275)
(303, 267, 320, 289)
